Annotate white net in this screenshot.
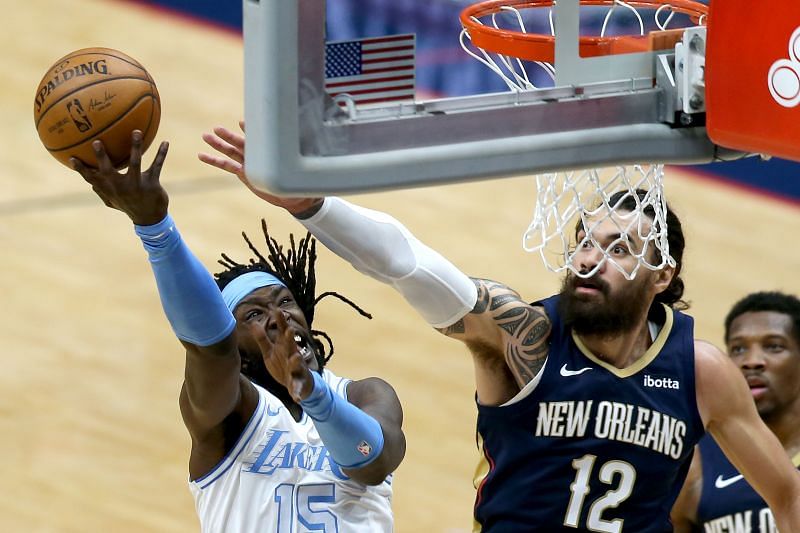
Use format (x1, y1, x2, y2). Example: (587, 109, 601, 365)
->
(522, 165, 675, 280)
(457, 1, 702, 279)
(459, 0, 707, 92)
(459, 6, 555, 92)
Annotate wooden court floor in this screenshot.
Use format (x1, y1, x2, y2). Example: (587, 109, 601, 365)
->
(2, 1, 799, 531)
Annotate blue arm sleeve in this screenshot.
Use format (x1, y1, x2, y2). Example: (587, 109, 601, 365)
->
(135, 214, 236, 346)
(300, 372, 385, 469)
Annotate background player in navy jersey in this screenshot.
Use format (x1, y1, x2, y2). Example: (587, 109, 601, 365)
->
(672, 291, 800, 532)
(71, 131, 406, 533)
(200, 126, 800, 532)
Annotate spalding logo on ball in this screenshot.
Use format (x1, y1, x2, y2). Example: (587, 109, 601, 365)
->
(34, 47, 161, 169)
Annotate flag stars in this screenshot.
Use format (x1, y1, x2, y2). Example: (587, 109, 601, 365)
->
(325, 43, 363, 78)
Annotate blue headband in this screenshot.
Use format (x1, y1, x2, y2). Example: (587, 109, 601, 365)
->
(221, 271, 287, 312)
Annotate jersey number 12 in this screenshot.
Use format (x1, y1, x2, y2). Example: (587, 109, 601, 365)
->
(564, 454, 636, 533)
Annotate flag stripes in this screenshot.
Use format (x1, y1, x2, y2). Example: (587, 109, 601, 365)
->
(325, 34, 416, 106)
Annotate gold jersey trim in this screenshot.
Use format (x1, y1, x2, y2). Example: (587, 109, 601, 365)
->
(472, 434, 490, 533)
(571, 304, 675, 378)
(792, 451, 800, 468)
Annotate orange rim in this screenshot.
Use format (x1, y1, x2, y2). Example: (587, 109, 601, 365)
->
(460, 0, 709, 62)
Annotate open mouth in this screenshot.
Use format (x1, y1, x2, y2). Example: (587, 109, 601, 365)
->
(294, 334, 314, 362)
(749, 386, 768, 399)
(575, 278, 605, 295)
(576, 285, 601, 293)
(746, 376, 768, 399)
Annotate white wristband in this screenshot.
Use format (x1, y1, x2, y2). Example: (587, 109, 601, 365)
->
(300, 198, 477, 327)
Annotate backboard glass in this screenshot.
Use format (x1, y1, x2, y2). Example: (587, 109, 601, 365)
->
(242, 0, 739, 195)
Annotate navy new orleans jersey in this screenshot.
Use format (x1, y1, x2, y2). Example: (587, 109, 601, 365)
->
(696, 434, 799, 532)
(473, 295, 705, 532)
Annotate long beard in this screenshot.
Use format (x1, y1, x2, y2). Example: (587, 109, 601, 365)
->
(558, 272, 651, 337)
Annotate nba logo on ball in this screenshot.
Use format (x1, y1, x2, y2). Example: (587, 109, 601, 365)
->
(66, 99, 92, 132)
(33, 47, 161, 169)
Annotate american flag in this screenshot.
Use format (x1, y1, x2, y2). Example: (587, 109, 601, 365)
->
(325, 34, 416, 107)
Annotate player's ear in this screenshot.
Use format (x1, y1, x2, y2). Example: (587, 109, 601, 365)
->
(652, 264, 674, 294)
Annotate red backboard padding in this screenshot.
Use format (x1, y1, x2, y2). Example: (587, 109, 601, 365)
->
(706, 0, 800, 160)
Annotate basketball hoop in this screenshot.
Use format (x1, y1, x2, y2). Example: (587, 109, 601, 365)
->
(460, 0, 707, 63)
(460, 0, 708, 90)
(460, 0, 706, 279)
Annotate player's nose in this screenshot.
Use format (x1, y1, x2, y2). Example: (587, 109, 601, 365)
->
(578, 247, 605, 275)
(738, 348, 767, 370)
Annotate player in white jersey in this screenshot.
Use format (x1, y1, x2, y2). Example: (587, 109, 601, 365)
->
(190, 370, 394, 532)
(71, 131, 406, 532)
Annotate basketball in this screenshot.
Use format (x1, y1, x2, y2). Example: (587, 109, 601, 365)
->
(33, 47, 161, 169)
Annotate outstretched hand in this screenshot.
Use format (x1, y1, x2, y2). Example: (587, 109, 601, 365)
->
(71, 130, 170, 226)
(248, 309, 315, 403)
(198, 122, 323, 217)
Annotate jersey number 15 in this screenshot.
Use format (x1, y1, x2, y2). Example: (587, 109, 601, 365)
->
(274, 482, 339, 532)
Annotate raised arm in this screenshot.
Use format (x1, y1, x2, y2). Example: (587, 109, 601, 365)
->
(73, 132, 253, 454)
(695, 340, 800, 531)
(300, 201, 552, 406)
(199, 126, 551, 405)
(200, 126, 476, 325)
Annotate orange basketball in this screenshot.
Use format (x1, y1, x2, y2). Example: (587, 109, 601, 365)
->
(33, 47, 161, 169)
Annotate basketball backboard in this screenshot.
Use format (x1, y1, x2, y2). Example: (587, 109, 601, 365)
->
(242, 0, 741, 195)
(706, 0, 800, 161)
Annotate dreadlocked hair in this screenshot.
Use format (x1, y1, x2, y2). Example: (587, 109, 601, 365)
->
(214, 220, 371, 379)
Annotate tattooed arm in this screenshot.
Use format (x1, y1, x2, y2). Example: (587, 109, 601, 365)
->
(290, 198, 551, 404)
(438, 278, 551, 406)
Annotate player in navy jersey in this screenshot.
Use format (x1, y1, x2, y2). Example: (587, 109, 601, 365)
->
(200, 125, 800, 532)
(71, 132, 406, 532)
(672, 291, 800, 532)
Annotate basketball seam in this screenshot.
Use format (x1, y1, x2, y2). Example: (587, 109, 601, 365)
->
(45, 93, 157, 152)
(144, 73, 159, 142)
(120, 76, 160, 168)
(35, 49, 149, 113)
(35, 76, 152, 129)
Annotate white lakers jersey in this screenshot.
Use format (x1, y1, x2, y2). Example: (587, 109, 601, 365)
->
(189, 369, 394, 533)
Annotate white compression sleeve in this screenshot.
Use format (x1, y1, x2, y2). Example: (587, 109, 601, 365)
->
(299, 197, 477, 328)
